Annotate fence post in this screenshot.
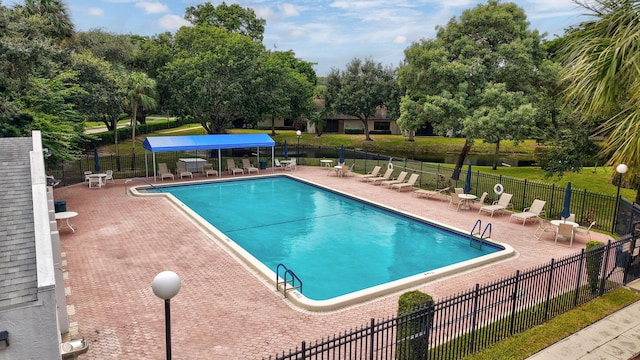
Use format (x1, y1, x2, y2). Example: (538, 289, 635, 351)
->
(521, 179, 527, 210)
(301, 340, 306, 359)
(469, 284, 480, 352)
(543, 259, 555, 321)
(573, 249, 585, 307)
(623, 235, 638, 284)
(599, 240, 612, 296)
(509, 270, 520, 335)
(369, 318, 375, 360)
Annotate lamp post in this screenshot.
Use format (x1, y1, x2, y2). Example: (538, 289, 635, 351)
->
(152, 271, 181, 360)
(613, 164, 628, 233)
(296, 130, 302, 161)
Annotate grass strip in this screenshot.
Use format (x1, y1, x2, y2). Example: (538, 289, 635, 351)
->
(465, 287, 640, 360)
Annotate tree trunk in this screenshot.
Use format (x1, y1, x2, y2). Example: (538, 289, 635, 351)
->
(492, 140, 500, 170)
(270, 117, 276, 136)
(131, 106, 137, 155)
(408, 130, 415, 142)
(452, 138, 472, 180)
(362, 118, 372, 141)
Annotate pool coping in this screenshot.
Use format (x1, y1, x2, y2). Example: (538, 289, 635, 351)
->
(130, 174, 516, 312)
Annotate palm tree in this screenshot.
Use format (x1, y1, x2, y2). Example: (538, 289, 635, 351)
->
(23, 0, 74, 39)
(560, 0, 640, 175)
(124, 72, 157, 154)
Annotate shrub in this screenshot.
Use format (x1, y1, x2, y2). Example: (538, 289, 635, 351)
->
(585, 240, 604, 294)
(397, 291, 434, 360)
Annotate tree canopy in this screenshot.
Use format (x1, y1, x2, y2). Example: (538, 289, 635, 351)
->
(325, 58, 398, 141)
(398, 0, 546, 175)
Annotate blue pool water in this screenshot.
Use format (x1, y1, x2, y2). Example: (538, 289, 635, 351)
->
(152, 177, 502, 300)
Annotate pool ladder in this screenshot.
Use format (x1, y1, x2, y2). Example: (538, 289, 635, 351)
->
(470, 220, 492, 250)
(276, 264, 303, 298)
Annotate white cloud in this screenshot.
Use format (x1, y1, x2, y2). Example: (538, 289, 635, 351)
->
(157, 14, 191, 31)
(393, 35, 406, 44)
(87, 7, 104, 17)
(279, 3, 299, 17)
(136, 2, 169, 14)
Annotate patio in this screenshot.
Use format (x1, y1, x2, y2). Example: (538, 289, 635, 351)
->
(54, 165, 613, 359)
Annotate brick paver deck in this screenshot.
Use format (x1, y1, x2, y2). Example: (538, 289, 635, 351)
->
(54, 166, 613, 359)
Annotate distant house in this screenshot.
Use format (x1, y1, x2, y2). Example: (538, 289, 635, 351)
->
(0, 131, 71, 359)
(256, 99, 402, 135)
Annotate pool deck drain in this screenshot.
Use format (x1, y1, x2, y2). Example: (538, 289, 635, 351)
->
(55, 166, 613, 359)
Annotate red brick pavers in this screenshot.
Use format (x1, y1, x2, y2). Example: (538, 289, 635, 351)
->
(55, 167, 613, 359)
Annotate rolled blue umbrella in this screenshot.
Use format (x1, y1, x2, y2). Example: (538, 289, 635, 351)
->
(464, 164, 472, 193)
(561, 182, 572, 220)
(339, 145, 345, 164)
(283, 140, 288, 159)
(93, 147, 101, 172)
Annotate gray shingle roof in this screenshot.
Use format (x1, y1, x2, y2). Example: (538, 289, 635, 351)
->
(0, 137, 38, 308)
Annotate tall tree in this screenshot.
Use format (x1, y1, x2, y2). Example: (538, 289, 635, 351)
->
(463, 83, 537, 169)
(124, 72, 157, 154)
(159, 25, 264, 133)
(325, 58, 398, 141)
(560, 0, 640, 194)
(399, 0, 545, 178)
(184, 1, 265, 42)
(22, 0, 74, 39)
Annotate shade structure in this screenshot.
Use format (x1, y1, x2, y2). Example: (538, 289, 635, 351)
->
(339, 145, 345, 164)
(93, 147, 100, 172)
(561, 182, 572, 220)
(283, 140, 288, 159)
(464, 164, 472, 193)
(141, 134, 276, 181)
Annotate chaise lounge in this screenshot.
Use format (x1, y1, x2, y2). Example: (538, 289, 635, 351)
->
(509, 199, 546, 226)
(478, 193, 513, 217)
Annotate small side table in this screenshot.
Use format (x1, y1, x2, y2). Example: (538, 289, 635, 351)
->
(320, 159, 333, 167)
(55, 211, 78, 233)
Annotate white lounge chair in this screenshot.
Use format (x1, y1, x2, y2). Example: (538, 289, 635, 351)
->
(356, 166, 382, 181)
(226, 159, 244, 175)
(176, 162, 193, 179)
(365, 168, 393, 184)
(242, 158, 259, 174)
(203, 163, 218, 177)
(158, 163, 174, 181)
(413, 187, 450, 201)
(509, 199, 546, 226)
(381, 171, 408, 187)
(274, 159, 285, 170)
(390, 173, 420, 191)
(479, 193, 513, 217)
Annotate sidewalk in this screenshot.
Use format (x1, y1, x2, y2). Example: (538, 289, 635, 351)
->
(527, 280, 640, 360)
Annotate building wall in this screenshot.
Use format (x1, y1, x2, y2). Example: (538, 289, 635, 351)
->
(0, 288, 60, 360)
(0, 132, 65, 360)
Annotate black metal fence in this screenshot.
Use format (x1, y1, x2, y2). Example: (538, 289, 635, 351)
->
(266, 235, 640, 360)
(48, 145, 625, 234)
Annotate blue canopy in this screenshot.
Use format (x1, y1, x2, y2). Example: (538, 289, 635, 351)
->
(143, 134, 275, 152)
(143, 134, 276, 181)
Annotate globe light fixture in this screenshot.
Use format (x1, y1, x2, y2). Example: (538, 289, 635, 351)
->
(152, 271, 181, 360)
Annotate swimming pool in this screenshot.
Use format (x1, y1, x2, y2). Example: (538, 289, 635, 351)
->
(134, 175, 514, 311)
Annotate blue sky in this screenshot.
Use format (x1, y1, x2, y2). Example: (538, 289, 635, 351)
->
(29, 1, 590, 75)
